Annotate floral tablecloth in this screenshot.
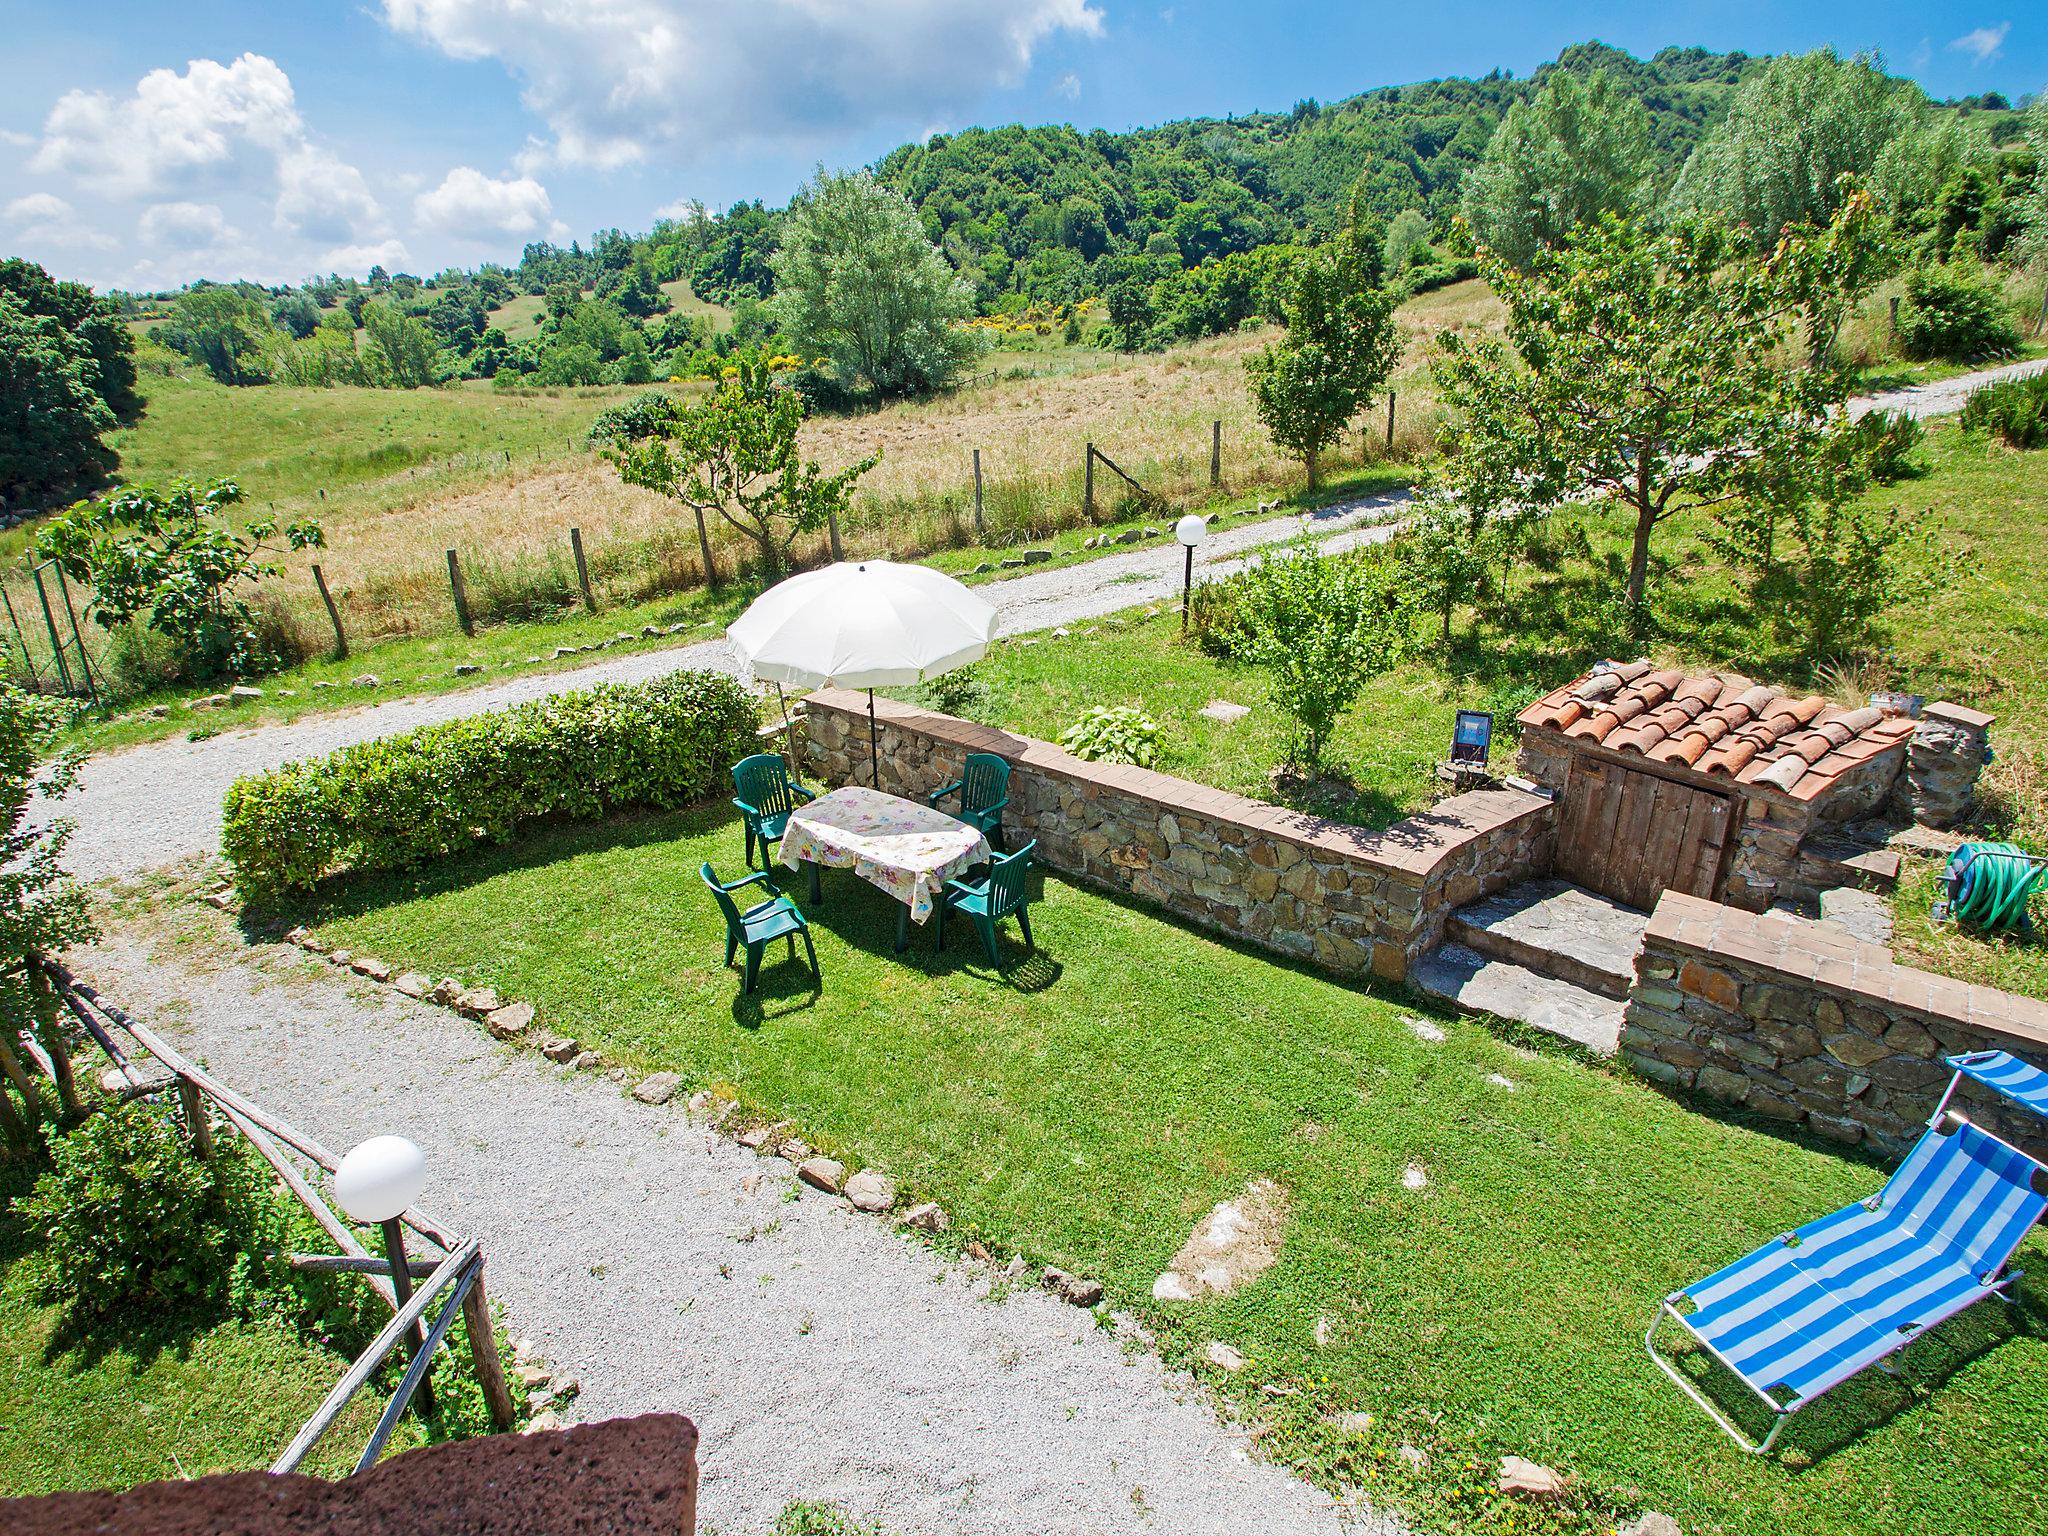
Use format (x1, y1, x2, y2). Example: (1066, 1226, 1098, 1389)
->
(780, 785, 989, 924)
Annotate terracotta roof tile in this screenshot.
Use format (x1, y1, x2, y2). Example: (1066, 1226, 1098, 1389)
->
(1516, 662, 1923, 802)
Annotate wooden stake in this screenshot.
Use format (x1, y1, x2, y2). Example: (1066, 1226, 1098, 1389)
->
(311, 565, 348, 659)
(1210, 420, 1221, 486)
(1385, 392, 1397, 452)
(177, 1076, 214, 1160)
(570, 527, 596, 611)
(445, 548, 473, 635)
(462, 1268, 518, 1431)
(383, 1218, 435, 1417)
(1084, 442, 1095, 517)
(827, 509, 844, 562)
(973, 448, 985, 534)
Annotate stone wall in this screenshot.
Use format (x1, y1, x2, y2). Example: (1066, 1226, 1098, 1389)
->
(1897, 702, 1995, 828)
(801, 690, 1554, 983)
(1623, 890, 2048, 1158)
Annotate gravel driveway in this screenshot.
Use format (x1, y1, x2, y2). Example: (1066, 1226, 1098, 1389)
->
(76, 929, 1379, 1536)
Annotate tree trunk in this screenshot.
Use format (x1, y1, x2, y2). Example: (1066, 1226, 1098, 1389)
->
(1305, 448, 1319, 490)
(1626, 501, 1655, 608)
(693, 508, 719, 590)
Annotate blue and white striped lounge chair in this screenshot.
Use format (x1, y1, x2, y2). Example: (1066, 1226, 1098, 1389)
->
(1647, 1049, 2048, 1454)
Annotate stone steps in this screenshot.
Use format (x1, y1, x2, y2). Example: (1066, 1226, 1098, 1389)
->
(1445, 878, 1647, 999)
(1409, 942, 1627, 1055)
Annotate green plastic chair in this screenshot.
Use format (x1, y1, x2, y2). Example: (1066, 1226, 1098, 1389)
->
(699, 863, 820, 995)
(928, 752, 1011, 851)
(732, 753, 815, 870)
(938, 840, 1037, 965)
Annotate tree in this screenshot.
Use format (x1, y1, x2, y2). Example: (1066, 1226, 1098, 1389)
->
(2014, 94, 2048, 271)
(768, 168, 984, 399)
(0, 681, 96, 1161)
(0, 293, 118, 508)
(1223, 542, 1417, 768)
(1244, 229, 1400, 488)
(159, 287, 276, 385)
(270, 292, 323, 339)
(37, 478, 324, 678)
(1460, 68, 1654, 270)
(1669, 49, 1919, 248)
(360, 303, 445, 388)
(1431, 203, 1881, 609)
(594, 362, 875, 580)
(0, 257, 140, 423)
(1383, 210, 1433, 274)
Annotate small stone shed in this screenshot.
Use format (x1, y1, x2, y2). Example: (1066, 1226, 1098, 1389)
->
(1516, 661, 1990, 913)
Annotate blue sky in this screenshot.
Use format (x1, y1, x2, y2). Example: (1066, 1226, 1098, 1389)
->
(3, 2, 2040, 292)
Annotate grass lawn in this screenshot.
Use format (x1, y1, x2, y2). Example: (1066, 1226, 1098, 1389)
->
(293, 802, 2048, 1536)
(0, 1181, 418, 1493)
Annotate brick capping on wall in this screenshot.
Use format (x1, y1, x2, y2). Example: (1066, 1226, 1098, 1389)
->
(1625, 890, 2048, 1157)
(800, 689, 1555, 982)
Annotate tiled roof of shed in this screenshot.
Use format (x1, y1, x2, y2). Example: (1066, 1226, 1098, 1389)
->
(1517, 660, 1918, 800)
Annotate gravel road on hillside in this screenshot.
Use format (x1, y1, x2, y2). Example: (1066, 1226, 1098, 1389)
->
(76, 929, 1382, 1536)
(44, 359, 2028, 884)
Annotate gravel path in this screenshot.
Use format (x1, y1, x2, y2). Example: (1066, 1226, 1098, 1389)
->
(75, 928, 1381, 1536)
(43, 355, 2028, 884)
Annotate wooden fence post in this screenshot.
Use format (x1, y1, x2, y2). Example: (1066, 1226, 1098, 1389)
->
(29, 565, 75, 696)
(827, 509, 844, 562)
(569, 527, 596, 611)
(1084, 443, 1095, 517)
(1210, 420, 1221, 487)
(972, 448, 985, 535)
(311, 565, 348, 659)
(1889, 295, 1901, 338)
(445, 549, 474, 636)
(52, 568, 97, 705)
(177, 1075, 214, 1160)
(462, 1268, 519, 1432)
(1385, 393, 1397, 453)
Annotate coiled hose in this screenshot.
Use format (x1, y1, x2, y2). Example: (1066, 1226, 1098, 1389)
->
(1944, 843, 2048, 934)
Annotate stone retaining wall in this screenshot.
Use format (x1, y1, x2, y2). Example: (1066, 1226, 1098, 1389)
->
(801, 690, 1554, 983)
(1624, 890, 2048, 1157)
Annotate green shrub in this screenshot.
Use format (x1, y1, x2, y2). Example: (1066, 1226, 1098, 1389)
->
(1897, 265, 2021, 362)
(1959, 371, 2048, 449)
(1840, 407, 1925, 482)
(16, 1099, 273, 1325)
(910, 664, 990, 721)
(222, 669, 758, 897)
(1058, 705, 1161, 768)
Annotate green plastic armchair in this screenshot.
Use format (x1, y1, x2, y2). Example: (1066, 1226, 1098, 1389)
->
(937, 839, 1037, 965)
(732, 753, 815, 870)
(928, 752, 1011, 851)
(699, 862, 820, 995)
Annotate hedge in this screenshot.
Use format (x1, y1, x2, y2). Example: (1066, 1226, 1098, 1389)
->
(222, 670, 759, 897)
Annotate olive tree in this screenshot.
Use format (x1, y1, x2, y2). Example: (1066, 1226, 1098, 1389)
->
(768, 168, 984, 399)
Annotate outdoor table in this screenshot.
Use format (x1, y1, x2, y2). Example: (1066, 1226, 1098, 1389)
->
(779, 785, 991, 952)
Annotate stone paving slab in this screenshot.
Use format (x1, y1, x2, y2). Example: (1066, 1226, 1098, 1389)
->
(1445, 878, 1648, 999)
(1409, 941, 1627, 1054)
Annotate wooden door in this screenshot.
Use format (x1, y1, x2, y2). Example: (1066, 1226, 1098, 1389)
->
(1554, 758, 1735, 912)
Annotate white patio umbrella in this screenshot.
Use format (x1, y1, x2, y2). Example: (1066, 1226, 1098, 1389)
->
(727, 560, 998, 786)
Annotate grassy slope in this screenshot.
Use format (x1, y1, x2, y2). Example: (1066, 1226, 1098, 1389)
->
(297, 802, 2048, 1536)
(0, 1199, 411, 1493)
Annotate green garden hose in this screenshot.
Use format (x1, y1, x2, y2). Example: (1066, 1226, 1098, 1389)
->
(1943, 843, 2048, 935)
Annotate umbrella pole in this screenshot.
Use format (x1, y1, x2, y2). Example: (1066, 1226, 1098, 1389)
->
(868, 689, 882, 789)
(774, 684, 793, 761)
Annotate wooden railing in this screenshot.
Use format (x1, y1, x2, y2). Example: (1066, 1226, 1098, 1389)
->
(30, 955, 518, 1469)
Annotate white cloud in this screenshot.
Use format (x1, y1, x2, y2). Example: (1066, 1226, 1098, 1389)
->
(321, 238, 414, 274)
(5, 191, 114, 248)
(139, 200, 239, 250)
(1949, 23, 2010, 62)
(378, 0, 1105, 167)
(33, 54, 304, 200)
(413, 166, 555, 239)
(1054, 72, 1081, 101)
(275, 147, 387, 244)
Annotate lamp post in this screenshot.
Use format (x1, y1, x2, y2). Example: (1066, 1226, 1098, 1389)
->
(1175, 514, 1209, 630)
(336, 1135, 434, 1416)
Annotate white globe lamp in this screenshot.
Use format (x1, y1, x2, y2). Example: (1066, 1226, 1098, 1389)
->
(335, 1134, 436, 1414)
(1175, 515, 1210, 628)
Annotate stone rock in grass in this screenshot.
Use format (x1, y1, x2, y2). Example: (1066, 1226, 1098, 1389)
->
(901, 1202, 950, 1233)
(1403, 1015, 1446, 1044)
(537, 1035, 581, 1063)
(1621, 1516, 1683, 1536)
(966, 1239, 991, 1262)
(570, 1051, 603, 1070)
(1002, 1255, 1029, 1280)
(1041, 1269, 1103, 1308)
(454, 663, 482, 676)
(798, 1156, 845, 1194)
(1022, 548, 1052, 563)
(455, 986, 502, 1019)
(777, 1137, 813, 1163)
(392, 972, 431, 999)
(350, 674, 381, 688)
(1397, 1444, 1427, 1471)
(553, 646, 577, 659)
(1205, 1341, 1246, 1372)
(523, 1409, 564, 1434)
(1198, 699, 1251, 724)
(486, 1001, 535, 1040)
(327, 950, 352, 968)
(429, 977, 462, 1006)
(1152, 1273, 1194, 1302)
(515, 1363, 550, 1388)
(284, 926, 314, 948)
(844, 1170, 896, 1212)
(188, 694, 229, 711)
(1497, 1456, 1568, 1502)
(350, 956, 392, 982)
(229, 685, 264, 703)
(311, 680, 336, 690)
(632, 1072, 681, 1105)
(1152, 1176, 1289, 1301)
(1329, 1411, 1373, 1436)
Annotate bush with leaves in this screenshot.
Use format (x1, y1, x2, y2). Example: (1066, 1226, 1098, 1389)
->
(1058, 705, 1161, 768)
(16, 1098, 274, 1325)
(222, 670, 758, 897)
(1223, 542, 1418, 768)
(36, 478, 323, 681)
(1897, 264, 2021, 362)
(0, 683, 96, 1160)
(1841, 409, 1925, 483)
(910, 664, 991, 721)
(1959, 371, 2048, 450)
